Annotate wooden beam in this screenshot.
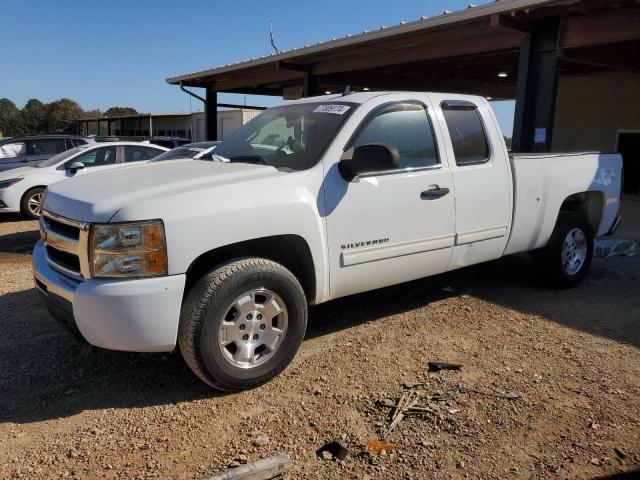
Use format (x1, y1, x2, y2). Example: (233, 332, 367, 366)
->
(311, 30, 523, 76)
(559, 43, 640, 73)
(562, 7, 640, 49)
(276, 61, 309, 72)
(490, 13, 530, 33)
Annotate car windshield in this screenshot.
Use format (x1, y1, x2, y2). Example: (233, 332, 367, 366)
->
(35, 146, 87, 168)
(213, 102, 355, 171)
(153, 146, 209, 161)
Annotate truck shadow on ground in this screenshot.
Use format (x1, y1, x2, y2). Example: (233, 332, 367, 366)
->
(1, 250, 637, 424)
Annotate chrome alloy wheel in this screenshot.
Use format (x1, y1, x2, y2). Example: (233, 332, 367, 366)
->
(218, 288, 288, 369)
(28, 192, 42, 217)
(561, 228, 587, 275)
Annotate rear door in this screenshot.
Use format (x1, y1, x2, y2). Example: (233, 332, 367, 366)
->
(432, 95, 512, 270)
(324, 97, 455, 299)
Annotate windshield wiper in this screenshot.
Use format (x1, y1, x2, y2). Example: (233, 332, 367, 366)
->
(228, 155, 270, 166)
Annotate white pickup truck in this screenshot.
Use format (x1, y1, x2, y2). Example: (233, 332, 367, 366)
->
(33, 92, 622, 391)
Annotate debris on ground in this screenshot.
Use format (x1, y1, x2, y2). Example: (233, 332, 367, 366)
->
(316, 441, 349, 461)
(594, 237, 637, 257)
(428, 361, 463, 372)
(366, 438, 396, 454)
(207, 453, 293, 480)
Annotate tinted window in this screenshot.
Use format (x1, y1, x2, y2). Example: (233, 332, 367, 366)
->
(124, 145, 163, 162)
(29, 138, 67, 156)
(72, 139, 89, 147)
(0, 142, 26, 159)
(70, 146, 117, 168)
(351, 103, 439, 170)
(150, 139, 174, 149)
(441, 105, 489, 165)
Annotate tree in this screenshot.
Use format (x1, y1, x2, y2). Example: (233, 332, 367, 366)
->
(45, 98, 84, 134)
(22, 99, 47, 134)
(0, 98, 26, 136)
(104, 107, 138, 117)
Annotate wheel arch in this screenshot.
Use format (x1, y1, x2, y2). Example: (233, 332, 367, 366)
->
(184, 235, 317, 304)
(20, 185, 47, 213)
(558, 190, 604, 235)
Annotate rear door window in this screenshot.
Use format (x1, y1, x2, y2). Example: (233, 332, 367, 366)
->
(124, 145, 164, 162)
(441, 103, 489, 166)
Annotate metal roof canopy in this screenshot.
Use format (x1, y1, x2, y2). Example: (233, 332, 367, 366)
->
(166, 0, 640, 99)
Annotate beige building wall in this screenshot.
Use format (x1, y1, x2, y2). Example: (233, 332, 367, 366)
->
(552, 71, 640, 152)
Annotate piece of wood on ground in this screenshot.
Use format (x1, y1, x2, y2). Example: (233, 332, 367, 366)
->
(204, 453, 293, 480)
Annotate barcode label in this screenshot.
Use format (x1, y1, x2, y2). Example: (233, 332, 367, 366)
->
(313, 104, 351, 115)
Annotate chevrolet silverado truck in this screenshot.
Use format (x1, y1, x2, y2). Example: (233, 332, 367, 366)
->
(33, 91, 622, 391)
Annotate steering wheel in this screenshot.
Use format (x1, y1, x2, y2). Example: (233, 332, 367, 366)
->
(276, 136, 297, 155)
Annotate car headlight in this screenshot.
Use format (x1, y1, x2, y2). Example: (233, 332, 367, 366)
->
(91, 220, 167, 278)
(0, 178, 23, 189)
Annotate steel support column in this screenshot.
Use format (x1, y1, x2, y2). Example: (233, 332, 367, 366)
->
(512, 16, 561, 153)
(303, 71, 318, 97)
(205, 87, 218, 140)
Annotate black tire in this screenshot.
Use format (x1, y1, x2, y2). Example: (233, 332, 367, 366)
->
(21, 187, 45, 220)
(532, 211, 594, 289)
(178, 258, 307, 391)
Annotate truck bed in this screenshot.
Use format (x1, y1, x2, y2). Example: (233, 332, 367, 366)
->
(503, 152, 622, 255)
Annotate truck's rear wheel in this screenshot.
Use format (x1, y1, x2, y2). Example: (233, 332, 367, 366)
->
(178, 258, 307, 391)
(532, 211, 594, 289)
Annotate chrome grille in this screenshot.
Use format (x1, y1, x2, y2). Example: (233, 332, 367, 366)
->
(40, 210, 91, 279)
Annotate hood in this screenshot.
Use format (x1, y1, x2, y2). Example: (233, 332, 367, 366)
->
(0, 165, 37, 179)
(43, 160, 278, 222)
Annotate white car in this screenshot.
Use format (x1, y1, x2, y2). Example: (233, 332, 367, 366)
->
(0, 142, 167, 219)
(33, 92, 622, 391)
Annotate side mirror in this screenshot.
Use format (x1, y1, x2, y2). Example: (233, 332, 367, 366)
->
(338, 143, 400, 181)
(68, 161, 85, 173)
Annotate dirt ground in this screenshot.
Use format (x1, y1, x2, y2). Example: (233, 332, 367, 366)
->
(0, 201, 639, 480)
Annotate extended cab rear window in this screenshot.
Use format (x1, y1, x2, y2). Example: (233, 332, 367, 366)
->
(441, 102, 489, 166)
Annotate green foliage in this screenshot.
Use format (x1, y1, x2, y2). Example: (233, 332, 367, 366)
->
(104, 106, 138, 117)
(0, 98, 26, 136)
(22, 99, 47, 134)
(45, 98, 85, 134)
(0, 98, 138, 137)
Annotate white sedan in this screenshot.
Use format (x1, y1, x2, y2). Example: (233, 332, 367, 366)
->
(0, 142, 167, 219)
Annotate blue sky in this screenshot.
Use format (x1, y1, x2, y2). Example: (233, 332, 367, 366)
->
(0, 0, 514, 135)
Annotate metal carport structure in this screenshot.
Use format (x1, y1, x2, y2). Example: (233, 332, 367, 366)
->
(166, 0, 640, 158)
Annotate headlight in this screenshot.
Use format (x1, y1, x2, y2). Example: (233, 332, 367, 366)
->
(0, 178, 23, 189)
(91, 220, 167, 278)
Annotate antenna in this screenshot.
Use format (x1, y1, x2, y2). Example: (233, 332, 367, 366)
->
(269, 21, 279, 53)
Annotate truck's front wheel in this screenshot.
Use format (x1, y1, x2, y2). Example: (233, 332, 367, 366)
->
(178, 258, 307, 391)
(532, 211, 594, 289)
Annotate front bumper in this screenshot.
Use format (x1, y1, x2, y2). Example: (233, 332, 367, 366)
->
(0, 188, 21, 212)
(32, 241, 186, 352)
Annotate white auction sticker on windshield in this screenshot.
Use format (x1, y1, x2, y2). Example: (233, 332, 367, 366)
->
(313, 104, 351, 115)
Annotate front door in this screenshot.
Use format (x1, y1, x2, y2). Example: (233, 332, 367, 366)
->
(324, 100, 455, 299)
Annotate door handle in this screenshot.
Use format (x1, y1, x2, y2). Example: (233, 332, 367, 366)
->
(420, 185, 450, 200)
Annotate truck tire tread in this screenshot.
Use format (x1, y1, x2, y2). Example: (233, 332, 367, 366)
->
(178, 258, 307, 391)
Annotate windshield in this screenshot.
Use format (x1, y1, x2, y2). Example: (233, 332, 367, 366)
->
(213, 102, 355, 171)
(35, 146, 86, 168)
(153, 146, 209, 161)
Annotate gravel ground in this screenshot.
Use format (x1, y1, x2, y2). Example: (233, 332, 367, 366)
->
(0, 202, 638, 480)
